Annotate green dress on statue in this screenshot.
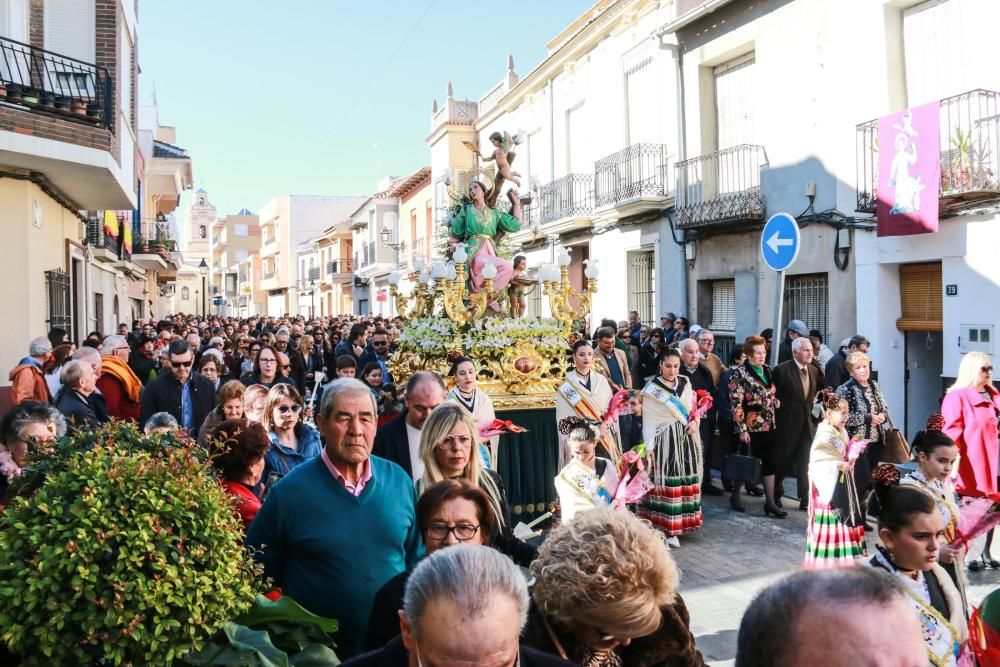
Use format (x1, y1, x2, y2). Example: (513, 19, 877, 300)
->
(449, 204, 521, 293)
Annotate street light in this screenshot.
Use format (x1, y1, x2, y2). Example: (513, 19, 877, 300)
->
(198, 258, 208, 319)
(310, 279, 316, 319)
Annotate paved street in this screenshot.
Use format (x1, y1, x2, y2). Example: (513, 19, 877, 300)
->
(673, 479, 1000, 666)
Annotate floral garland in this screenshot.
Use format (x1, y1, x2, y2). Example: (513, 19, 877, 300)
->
(396, 318, 457, 356)
(396, 317, 565, 361)
(0, 445, 21, 481)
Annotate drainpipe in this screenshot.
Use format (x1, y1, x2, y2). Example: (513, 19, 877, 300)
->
(547, 78, 555, 184)
(658, 33, 688, 317)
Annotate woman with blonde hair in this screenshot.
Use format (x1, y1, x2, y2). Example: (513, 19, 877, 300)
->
(522, 508, 704, 665)
(418, 403, 536, 566)
(198, 380, 246, 448)
(942, 351, 1000, 570)
(242, 384, 269, 423)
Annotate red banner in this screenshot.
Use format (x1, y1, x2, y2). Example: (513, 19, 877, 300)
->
(877, 101, 940, 236)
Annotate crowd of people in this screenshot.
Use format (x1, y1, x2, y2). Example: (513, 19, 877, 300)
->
(0, 307, 997, 665)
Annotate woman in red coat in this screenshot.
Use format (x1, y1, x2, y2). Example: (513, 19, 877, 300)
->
(942, 351, 1000, 570)
(207, 418, 269, 532)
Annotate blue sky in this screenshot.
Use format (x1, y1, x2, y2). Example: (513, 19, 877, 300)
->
(139, 0, 594, 217)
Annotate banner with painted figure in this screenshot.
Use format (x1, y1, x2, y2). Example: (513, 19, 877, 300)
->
(877, 101, 940, 236)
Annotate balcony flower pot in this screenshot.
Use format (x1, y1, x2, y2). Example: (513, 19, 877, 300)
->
(0, 83, 6, 97)
(6, 83, 21, 102)
(39, 91, 55, 109)
(54, 95, 70, 111)
(21, 87, 39, 105)
(86, 102, 101, 119)
(71, 99, 86, 115)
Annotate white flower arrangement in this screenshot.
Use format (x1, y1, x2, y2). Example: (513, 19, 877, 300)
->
(397, 317, 457, 356)
(398, 316, 566, 361)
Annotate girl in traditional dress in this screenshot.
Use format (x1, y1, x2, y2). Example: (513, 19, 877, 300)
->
(447, 356, 498, 469)
(804, 390, 868, 569)
(869, 465, 968, 666)
(554, 416, 619, 523)
(901, 414, 965, 600)
(555, 340, 621, 469)
(639, 348, 703, 544)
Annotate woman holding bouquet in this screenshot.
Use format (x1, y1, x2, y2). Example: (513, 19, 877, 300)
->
(640, 348, 703, 542)
(554, 417, 619, 523)
(804, 390, 868, 569)
(447, 356, 498, 469)
(556, 340, 621, 468)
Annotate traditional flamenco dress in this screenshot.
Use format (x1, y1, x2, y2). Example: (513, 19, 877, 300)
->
(902, 469, 968, 606)
(554, 457, 619, 524)
(804, 421, 867, 568)
(638, 375, 703, 537)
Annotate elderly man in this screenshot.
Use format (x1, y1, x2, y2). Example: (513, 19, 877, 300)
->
(71, 347, 108, 422)
(138, 340, 217, 437)
(97, 335, 142, 421)
(343, 545, 571, 666)
(679, 338, 722, 495)
(373, 371, 447, 480)
(8, 337, 53, 405)
(772, 336, 823, 509)
(736, 568, 925, 667)
(54, 360, 107, 433)
(246, 378, 423, 660)
(696, 328, 726, 385)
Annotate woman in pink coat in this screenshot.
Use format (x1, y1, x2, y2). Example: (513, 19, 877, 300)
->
(942, 351, 1000, 570)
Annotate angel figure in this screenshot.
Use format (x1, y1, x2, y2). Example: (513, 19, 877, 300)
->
(480, 131, 521, 187)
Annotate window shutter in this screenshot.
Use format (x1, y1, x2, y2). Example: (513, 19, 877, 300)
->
(626, 56, 656, 144)
(44, 0, 95, 63)
(710, 280, 736, 332)
(714, 55, 756, 150)
(897, 262, 943, 331)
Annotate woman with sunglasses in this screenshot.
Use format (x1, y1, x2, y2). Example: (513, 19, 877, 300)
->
(260, 383, 322, 491)
(363, 478, 496, 651)
(418, 403, 537, 567)
(942, 351, 1000, 571)
(241, 344, 293, 390)
(241, 341, 261, 378)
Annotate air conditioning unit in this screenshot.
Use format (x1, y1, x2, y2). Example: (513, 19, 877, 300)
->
(354, 276, 368, 287)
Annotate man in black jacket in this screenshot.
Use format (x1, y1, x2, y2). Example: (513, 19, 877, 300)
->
(373, 372, 445, 480)
(773, 337, 824, 509)
(139, 340, 217, 438)
(54, 359, 108, 433)
(678, 338, 722, 495)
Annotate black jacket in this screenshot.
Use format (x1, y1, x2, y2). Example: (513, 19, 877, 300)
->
(481, 469, 538, 568)
(372, 413, 412, 478)
(55, 388, 107, 433)
(129, 354, 158, 386)
(825, 350, 849, 389)
(364, 569, 410, 652)
(138, 371, 217, 437)
(342, 635, 572, 667)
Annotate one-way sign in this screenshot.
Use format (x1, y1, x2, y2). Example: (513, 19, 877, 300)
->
(760, 213, 801, 272)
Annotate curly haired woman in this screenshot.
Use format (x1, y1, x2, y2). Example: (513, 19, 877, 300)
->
(522, 508, 705, 666)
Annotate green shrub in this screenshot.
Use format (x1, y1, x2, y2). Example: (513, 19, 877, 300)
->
(0, 423, 259, 664)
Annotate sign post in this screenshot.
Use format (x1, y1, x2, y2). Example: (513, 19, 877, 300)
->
(760, 213, 801, 367)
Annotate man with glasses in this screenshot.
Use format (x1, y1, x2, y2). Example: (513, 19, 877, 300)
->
(359, 329, 394, 385)
(96, 335, 142, 422)
(697, 329, 726, 385)
(247, 378, 423, 660)
(139, 340, 217, 438)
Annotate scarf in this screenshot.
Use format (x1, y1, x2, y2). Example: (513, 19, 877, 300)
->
(100, 355, 142, 402)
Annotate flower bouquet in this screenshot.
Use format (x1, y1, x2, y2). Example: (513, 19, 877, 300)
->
(613, 443, 654, 508)
(951, 493, 1000, 551)
(689, 389, 714, 423)
(478, 419, 528, 440)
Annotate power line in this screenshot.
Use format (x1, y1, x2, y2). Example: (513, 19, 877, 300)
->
(334, 0, 436, 127)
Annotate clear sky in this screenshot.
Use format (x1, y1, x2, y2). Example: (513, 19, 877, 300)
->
(138, 0, 595, 217)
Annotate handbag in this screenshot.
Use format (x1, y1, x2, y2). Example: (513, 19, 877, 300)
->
(722, 439, 763, 485)
(880, 414, 911, 464)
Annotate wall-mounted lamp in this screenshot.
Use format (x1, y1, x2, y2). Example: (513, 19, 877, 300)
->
(685, 241, 697, 265)
(834, 227, 851, 271)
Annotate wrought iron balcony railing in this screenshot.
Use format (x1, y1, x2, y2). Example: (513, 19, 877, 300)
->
(327, 259, 353, 275)
(674, 144, 768, 229)
(0, 36, 113, 129)
(85, 218, 119, 256)
(856, 89, 1000, 215)
(537, 173, 594, 224)
(594, 143, 671, 207)
(262, 270, 275, 280)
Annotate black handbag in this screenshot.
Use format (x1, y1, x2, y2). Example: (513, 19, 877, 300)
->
(722, 441, 762, 485)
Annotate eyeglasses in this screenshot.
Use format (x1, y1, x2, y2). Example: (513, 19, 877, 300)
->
(436, 435, 473, 450)
(425, 523, 480, 541)
(983, 366, 994, 373)
(276, 404, 303, 415)
(373, 341, 389, 346)
(259, 358, 276, 364)
(114, 346, 130, 352)
(170, 359, 193, 368)
(281, 365, 291, 371)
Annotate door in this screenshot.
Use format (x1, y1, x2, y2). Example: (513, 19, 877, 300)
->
(904, 331, 944, 438)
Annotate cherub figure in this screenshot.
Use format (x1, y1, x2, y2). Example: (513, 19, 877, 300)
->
(506, 255, 529, 318)
(480, 131, 521, 187)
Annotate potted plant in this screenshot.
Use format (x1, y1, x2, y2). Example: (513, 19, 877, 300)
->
(86, 101, 101, 119)
(53, 94, 70, 111)
(20, 86, 38, 105)
(38, 90, 55, 108)
(0, 82, 6, 97)
(71, 98, 86, 115)
(0, 424, 260, 664)
(5, 82, 22, 102)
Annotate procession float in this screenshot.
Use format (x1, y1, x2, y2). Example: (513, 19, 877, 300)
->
(387, 134, 599, 521)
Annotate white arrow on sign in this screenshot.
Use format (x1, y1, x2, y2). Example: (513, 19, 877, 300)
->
(765, 231, 794, 254)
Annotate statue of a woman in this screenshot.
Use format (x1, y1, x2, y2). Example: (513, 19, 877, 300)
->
(449, 181, 522, 312)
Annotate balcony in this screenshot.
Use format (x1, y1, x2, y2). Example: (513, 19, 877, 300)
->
(0, 36, 113, 129)
(537, 173, 594, 227)
(132, 221, 176, 271)
(326, 259, 353, 280)
(674, 144, 768, 229)
(262, 270, 276, 280)
(594, 143, 672, 215)
(85, 218, 120, 262)
(856, 89, 1000, 217)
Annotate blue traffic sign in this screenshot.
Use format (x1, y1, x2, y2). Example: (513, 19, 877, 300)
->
(760, 213, 801, 272)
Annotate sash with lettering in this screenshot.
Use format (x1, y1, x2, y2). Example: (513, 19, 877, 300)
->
(556, 374, 621, 466)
